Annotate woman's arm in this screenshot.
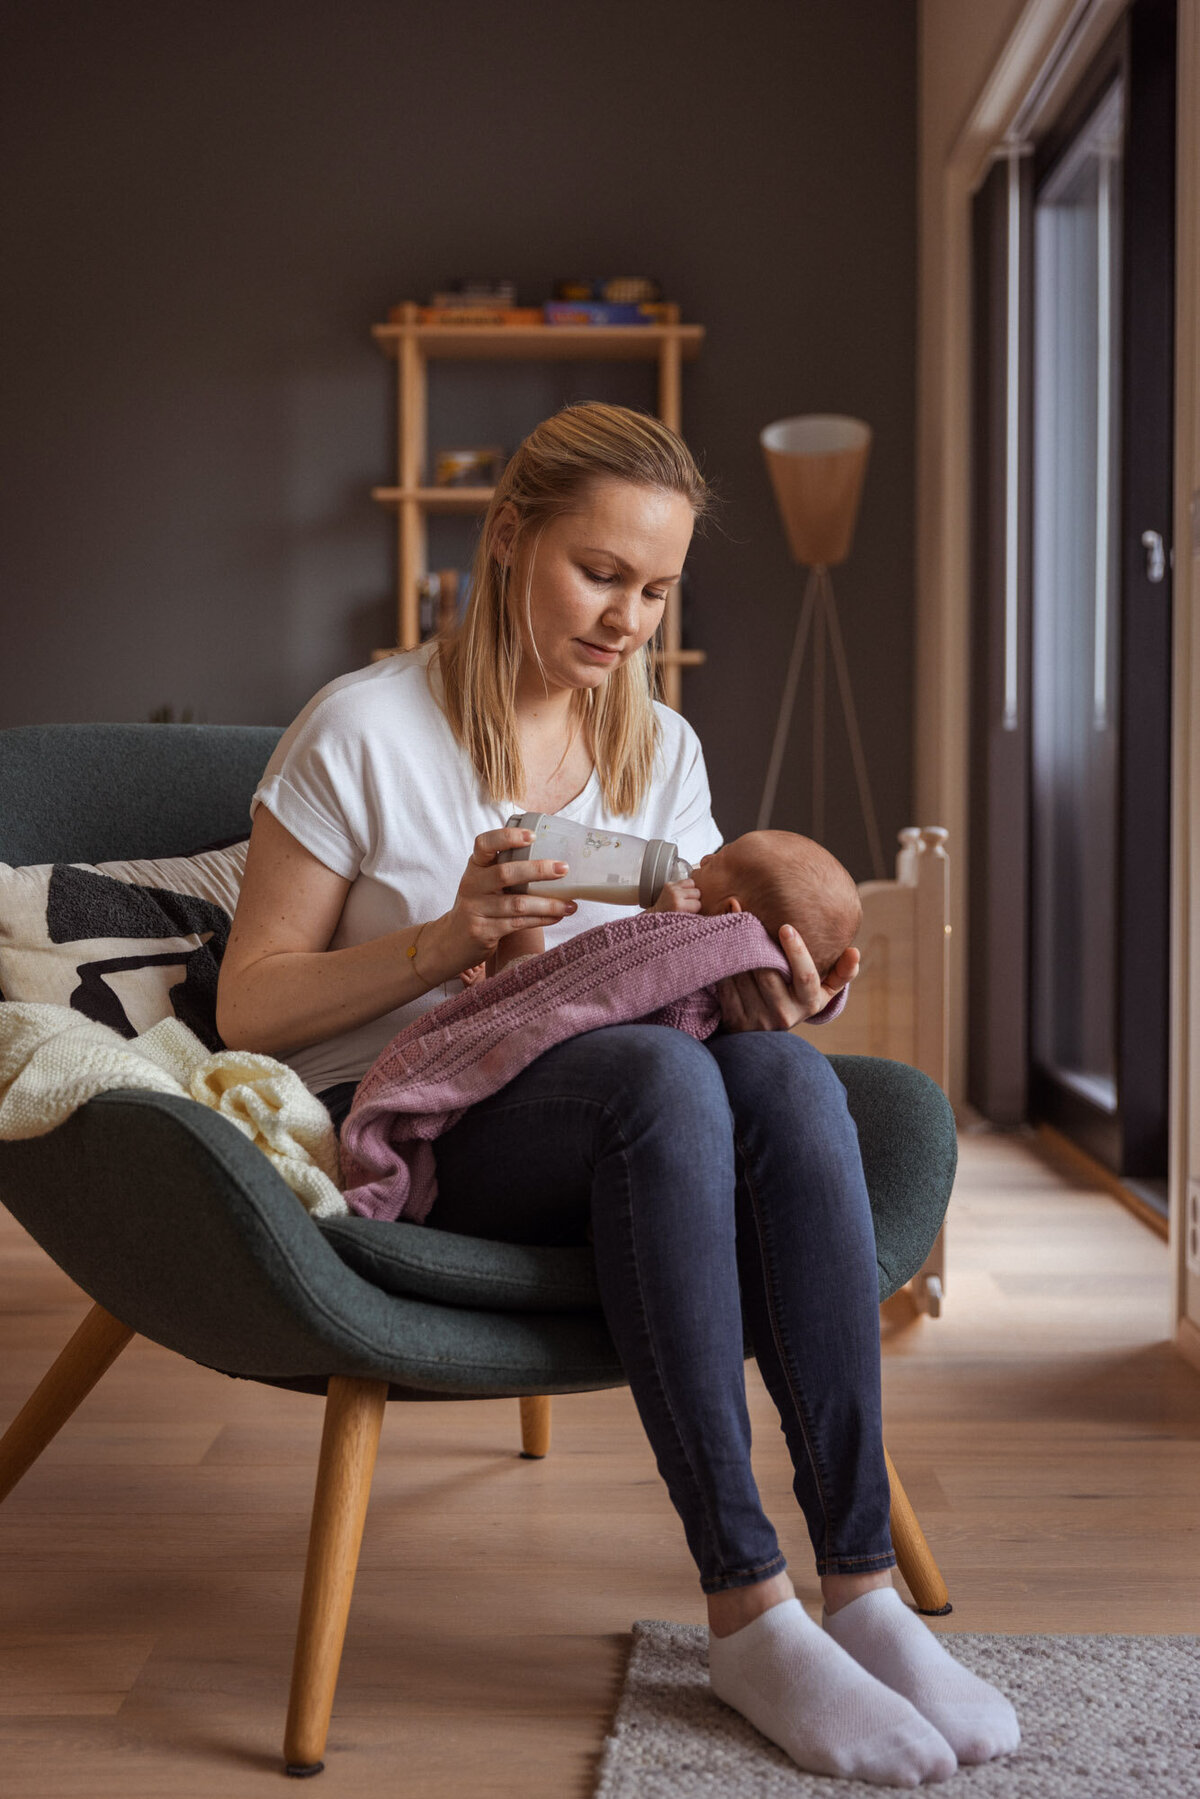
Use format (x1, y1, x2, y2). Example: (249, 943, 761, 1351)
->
(216, 809, 577, 1056)
(216, 807, 434, 1056)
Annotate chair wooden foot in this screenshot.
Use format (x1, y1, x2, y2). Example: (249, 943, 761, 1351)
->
(910, 1224, 946, 1317)
(884, 1446, 952, 1615)
(0, 1301, 134, 1505)
(519, 1394, 552, 1459)
(283, 1375, 389, 1776)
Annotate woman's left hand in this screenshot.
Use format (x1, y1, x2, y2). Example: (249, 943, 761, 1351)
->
(715, 906, 860, 1033)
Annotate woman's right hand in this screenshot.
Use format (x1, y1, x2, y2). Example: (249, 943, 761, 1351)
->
(427, 826, 578, 977)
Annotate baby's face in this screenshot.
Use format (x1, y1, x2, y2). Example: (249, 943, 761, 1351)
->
(693, 845, 739, 914)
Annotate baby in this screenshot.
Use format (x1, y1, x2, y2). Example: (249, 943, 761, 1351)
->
(485, 828, 861, 980)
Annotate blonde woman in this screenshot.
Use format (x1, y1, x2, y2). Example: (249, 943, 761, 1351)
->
(217, 404, 1016, 1787)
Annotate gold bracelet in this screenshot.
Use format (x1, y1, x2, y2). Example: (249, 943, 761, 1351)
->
(405, 921, 432, 989)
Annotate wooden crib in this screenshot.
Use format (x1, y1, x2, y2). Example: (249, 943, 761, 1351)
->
(796, 826, 951, 1316)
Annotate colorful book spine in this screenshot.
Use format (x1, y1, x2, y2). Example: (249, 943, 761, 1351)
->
(414, 306, 543, 326)
(542, 301, 671, 326)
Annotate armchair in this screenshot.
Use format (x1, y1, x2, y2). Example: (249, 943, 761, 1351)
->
(0, 723, 956, 1775)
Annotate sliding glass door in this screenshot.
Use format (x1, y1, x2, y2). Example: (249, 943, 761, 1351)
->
(1029, 80, 1125, 1150)
(968, 0, 1175, 1196)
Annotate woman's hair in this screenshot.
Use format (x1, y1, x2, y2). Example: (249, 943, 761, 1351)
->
(436, 402, 711, 816)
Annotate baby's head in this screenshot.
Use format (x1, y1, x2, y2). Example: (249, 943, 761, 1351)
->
(692, 830, 861, 978)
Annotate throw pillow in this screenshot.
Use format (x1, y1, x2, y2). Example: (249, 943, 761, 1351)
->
(0, 842, 248, 1050)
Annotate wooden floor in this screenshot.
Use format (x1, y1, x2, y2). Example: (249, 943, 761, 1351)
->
(2, 1126, 1198, 1796)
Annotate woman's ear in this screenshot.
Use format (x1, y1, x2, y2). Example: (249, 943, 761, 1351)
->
(489, 501, 519, 570)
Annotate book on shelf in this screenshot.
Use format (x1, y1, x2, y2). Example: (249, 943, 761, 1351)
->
(554, 277, 663, 304)
(542, 300, 674, 326)
(390, 299, 678, 329)
(431, 280, 519, 307)
(434, 447, 506, 486)
(413, 305, 543, 327)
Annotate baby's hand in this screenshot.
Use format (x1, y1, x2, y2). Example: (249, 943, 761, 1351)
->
(487, 923, 547, 976)
(651, 877, 702, 914)
(459, 961, 488, 987)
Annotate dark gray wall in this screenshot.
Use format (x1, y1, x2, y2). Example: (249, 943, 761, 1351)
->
(1, 0, 916, 877)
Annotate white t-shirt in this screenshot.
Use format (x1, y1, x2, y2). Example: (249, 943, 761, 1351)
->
(251, 642, 724, 1093)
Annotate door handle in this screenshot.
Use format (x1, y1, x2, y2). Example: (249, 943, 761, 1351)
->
(1140, 530, 1166, 583)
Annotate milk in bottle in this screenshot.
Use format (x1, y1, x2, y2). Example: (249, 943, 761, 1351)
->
(503, 812, 690, 907)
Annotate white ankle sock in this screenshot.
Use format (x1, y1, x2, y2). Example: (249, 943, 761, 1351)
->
(824, 1587, 1020, 1765)
(707, 1597, 957, 1788)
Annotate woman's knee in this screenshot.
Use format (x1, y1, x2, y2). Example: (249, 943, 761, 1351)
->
(567, 1028, 735, 1194)
(709, 1028, 851, 1115)
(709, 1034, 864, 1177)
(593, 1024, 729, 1118)
(584, 1030, 738, 1236)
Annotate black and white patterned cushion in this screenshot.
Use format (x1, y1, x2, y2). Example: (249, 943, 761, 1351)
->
(0, 843, 247, 1050)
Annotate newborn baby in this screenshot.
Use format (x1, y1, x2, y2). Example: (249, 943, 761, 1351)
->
(663, 829, 862, 978)
(487, 828, 861, 979)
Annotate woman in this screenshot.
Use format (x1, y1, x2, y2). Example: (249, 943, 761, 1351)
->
(217, 404, 1017, 1787)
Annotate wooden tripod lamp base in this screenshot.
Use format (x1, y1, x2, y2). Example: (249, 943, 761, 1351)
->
(756, 415, 886, 879)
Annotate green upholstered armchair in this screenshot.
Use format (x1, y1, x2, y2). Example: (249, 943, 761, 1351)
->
(0, 723, 956, 1776)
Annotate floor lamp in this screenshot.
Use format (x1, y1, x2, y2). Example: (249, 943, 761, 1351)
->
(757, 414, 887, 881)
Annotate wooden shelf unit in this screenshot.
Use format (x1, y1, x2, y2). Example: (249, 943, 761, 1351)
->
(371, 301, 706, 710)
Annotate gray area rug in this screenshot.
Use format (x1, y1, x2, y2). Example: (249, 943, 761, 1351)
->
(595, 1621, 1200, 1798)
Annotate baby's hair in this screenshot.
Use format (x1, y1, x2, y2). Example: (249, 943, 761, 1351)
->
(709, 831, 861, 978)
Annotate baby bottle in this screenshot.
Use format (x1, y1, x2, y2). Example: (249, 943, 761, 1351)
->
(503, 812, 691, 907)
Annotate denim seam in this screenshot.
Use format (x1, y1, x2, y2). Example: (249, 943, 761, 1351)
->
(463, 1082, 736, 1579)
(733, 1120, 838, 1565)
(436, 1048, 777, 1590)
(596, 1094, 736, 1585)
(816, 1550, 898, 1577)
(702, 1551, 789, 1596)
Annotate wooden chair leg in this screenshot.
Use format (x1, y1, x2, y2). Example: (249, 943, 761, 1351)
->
(519, 1394, 552, 1459)
(884, 1446, 951, 1615)
(910, 1225, 946, 1317)
(0, 1301, 134, 1505)
(284, 1375, 389, 1777)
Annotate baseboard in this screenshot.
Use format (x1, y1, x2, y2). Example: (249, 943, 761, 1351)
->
(1175, 1315, 1200, 1376)
(1032, 1125, 1169, 1241)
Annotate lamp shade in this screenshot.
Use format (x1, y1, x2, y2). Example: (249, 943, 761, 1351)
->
(760, 415, 872, 567)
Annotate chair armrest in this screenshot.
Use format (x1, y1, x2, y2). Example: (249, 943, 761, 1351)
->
(829, 1056, 958, 1301)
(0, 1090, 622, 1395)
(0, 1090, 381, 1369)
(0, 1064, 952, 1384)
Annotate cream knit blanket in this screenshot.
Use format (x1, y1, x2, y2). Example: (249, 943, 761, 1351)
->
(0, 1002, 349, 1219)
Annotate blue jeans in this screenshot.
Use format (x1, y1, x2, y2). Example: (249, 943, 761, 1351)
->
(324, 1024, 895, 1594)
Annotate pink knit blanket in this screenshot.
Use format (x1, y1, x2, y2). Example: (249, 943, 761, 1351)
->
(339, 910, 847, 1222)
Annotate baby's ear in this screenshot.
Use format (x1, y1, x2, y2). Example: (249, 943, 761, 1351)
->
(722, 896, 742, 914)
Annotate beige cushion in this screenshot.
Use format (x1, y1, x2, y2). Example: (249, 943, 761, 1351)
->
(0, 842, 247, 1049)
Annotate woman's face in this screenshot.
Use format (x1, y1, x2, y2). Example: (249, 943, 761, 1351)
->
(504, 477, 695, 702)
